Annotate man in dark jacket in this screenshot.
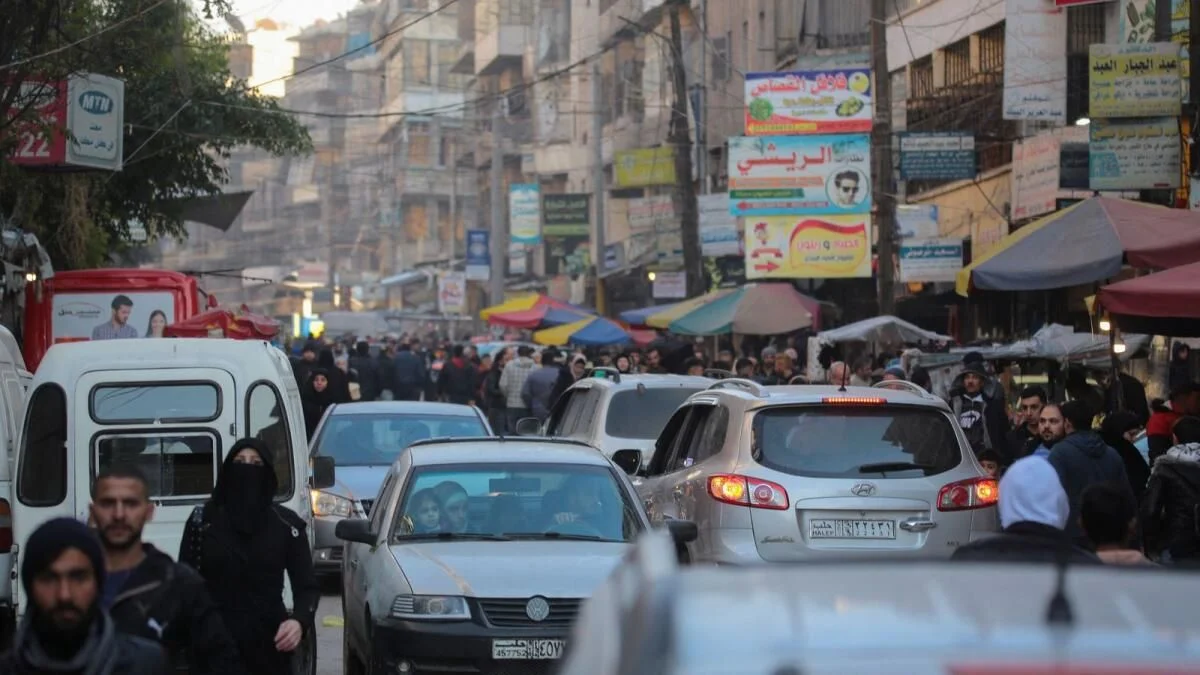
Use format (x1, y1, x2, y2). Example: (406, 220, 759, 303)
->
(91, 465, 245, 674)
(1142, 415, 1200, 566)
(948, 352, 1009, 456)
(348, 341, 381, 402)
(392, 340, 427, 401)
(952, 457, 1100, 564)
(523, 348, 565, 422)
(1147, 384, 1200, 463)
(438, 344, 478, 405)
(0, 518, 168, 674)
(1047, 399, 1133, 546)
(1005, 385, 1047, 465)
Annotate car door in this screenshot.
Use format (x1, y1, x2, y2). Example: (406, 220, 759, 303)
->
(642, 406, 707, 522)
(345, 470, 394, 650)
(652, 403, 725, 525)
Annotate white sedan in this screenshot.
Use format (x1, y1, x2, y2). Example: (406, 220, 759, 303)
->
(335, 437, 695, 674)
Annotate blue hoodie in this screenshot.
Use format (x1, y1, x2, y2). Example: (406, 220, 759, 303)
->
(1047, 430, 1132, 543)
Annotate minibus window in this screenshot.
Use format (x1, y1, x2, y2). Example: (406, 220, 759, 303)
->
(95, 433, 217, 499)
(247, 383, 293, 501)
(18, 384, 68, 507)
(91, 383, 220, 424)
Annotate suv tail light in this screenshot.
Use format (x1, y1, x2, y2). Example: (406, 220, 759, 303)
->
(937, 477, 999, 511)
(0, 499, 12, 552)
(707, 474, 789, 510)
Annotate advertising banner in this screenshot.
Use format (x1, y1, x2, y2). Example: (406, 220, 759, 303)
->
(1011, 133, 1062, 220)
(1003, 0, 1068, 122)
(541, 193, 590, 236)
(53, 292, 177, 341)
(8, 73, 125, 170)
(1089, 117, 1181, 190)
(508, 184, 541, 245)
(899, 239, 964, 283)
(437, 272, 467, 315)
(743, 214, 872, 279)
(627, 195, 674, 233)
(898, 133, 976, 180)
(614, 147, 676, 187)
(508, 243, 527, 275)
(743, 69, 873, 136)
(465, 229, 490, 281)
(895, 204, 940, 240)
(728, 134, 871, 217)
(1089, 42, 1182, 118)
(698, 194, 741, 257)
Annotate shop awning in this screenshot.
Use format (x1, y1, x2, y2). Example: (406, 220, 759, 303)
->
(1097, 262, 1200, 337)
(956, 197, 1200, 296)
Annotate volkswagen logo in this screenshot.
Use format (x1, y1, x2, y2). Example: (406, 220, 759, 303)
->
(850, 482, 877, 497)
(525, 596, 550, 623)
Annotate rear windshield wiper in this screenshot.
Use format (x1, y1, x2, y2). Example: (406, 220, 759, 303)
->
(396, 532, 511, 542)
(856, 461, 937, 474)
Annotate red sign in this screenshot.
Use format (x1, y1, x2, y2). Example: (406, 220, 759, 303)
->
(6, 79, 68, 166)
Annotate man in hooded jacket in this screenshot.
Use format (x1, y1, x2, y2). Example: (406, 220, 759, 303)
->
(951, 458, 1100, 564)
(1047, 399, 1132, 547)
(947, 352, 1009, 456)
(0, 518, 167, 674)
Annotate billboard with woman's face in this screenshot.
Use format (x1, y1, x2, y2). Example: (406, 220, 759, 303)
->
(52, 291, 176, 342)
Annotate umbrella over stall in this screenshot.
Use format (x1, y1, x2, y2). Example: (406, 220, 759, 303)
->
(622, 286, 824, 330)
(667, 283, 814, 336)
(479, 293, 593, 329)
(533, 316, 656, 347)
(956, 197, 1200, 296)
(1097, 261, 1200, 337)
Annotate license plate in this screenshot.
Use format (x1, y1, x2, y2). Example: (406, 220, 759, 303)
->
(492, 638, 565, 660)
(809, 518, 896, 539)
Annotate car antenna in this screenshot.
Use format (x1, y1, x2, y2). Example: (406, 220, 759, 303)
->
(1044, 544, 1074, 627)
(838, 363, 848, 393)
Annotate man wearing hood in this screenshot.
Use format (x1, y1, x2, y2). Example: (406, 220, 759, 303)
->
(948, 352, 1009, 456)
(1047, 399, 1132, 546)
(437, 344, 478, 405)
(0, 518, 167, 674)
(1142, 415, 1200, 566)
(91, 465, 245, 674)
(951, 457, 1100, 564)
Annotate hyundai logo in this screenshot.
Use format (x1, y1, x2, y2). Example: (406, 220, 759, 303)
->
(850, 482, 877, 497)
(77, 91, 114, 115)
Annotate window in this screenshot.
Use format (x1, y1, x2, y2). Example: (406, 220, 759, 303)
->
(403, 40, 431, 85)
(979, 22, 1004, 73)
(392, 463, 640, 542)
(943, 38, 970, 86)
(313, 413, 487, 466)
(712, 34, 731, 81)
(556, 388, 600, 437)
(686, 406, 729, 467)
(247, 383, 294, 500)
(371, 472, 396, 532)
(408, 134, 431, 165)
(751, 406, 963, 478)
(91, 383, 220, 424)
(604, 387, 705, 440)
(95, 433, 217, 499)
(18, 384, 68, 506)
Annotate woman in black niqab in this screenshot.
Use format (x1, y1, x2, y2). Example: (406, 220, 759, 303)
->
(180, 438, 320, 674)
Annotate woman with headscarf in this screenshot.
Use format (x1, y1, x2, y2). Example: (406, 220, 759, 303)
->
(317, 348, 353, 403)
(180, 438, 320, 674)
(301, 369, 335, 440)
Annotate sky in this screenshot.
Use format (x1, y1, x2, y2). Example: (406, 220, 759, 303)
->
(206, 0, 362, 30)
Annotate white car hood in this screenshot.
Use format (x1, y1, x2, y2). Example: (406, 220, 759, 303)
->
(391, 541, 629, 598)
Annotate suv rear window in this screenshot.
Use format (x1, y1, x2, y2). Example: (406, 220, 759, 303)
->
(605, 388, 703, 440)
(751, 406, 962, 478)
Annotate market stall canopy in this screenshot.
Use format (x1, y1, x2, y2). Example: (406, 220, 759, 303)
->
(623, 286, 824, 330)
(955, 197, 1200, 296)
(668, 283, 814, 336)
(819, 315, 952, 346)
(480, 293, 592, 329)
(164, 306, 279, 339)
(533, 316, 656, 347)
(1097, 262, 1200, 336)
(916, 324, 1149, 365)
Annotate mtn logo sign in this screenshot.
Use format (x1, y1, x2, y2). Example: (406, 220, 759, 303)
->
(77, 90, 114, 115)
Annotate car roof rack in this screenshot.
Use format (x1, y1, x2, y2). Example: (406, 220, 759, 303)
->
(703, 368, 736, 380)
(705, 378, 769, 397)
(871, 379, 939, 400)
(585, 366, 621, 384)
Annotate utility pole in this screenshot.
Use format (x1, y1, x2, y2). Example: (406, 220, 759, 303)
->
(870, 0, 897, 315)
(667, 3, 704, 298)
(488, 101, 506, 306)
(697, 0, 708, 195)
(448, 136, 458, 340)
(1191, 0, 1199, 194)
(592, 61, 608, 315)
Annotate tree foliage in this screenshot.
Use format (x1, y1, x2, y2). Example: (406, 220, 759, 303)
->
(1, 0, 310, 268)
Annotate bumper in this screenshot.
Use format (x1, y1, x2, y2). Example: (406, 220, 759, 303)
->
(695, 527, 764, 565)
(369, 615, 567, 674)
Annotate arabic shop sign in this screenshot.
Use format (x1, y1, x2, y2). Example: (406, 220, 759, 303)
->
(899, 238, 964, 283)
(898, 133, 976, 181)
(541, 193, 590, 236)
(1089, 42, 1182, 118)
(7, 73, 125, 170)
(743, 69, 873, 136)
(509, 184, 541, 245)
(727, 134, 871, 217)
(1089, 117, 1181, 190)
(743, 214, 872, 280)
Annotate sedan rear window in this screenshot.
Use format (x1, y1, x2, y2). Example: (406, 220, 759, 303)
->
(751, 406, 962, 478)
(91, 383, 220, 423)
(604, 388, 703, 440)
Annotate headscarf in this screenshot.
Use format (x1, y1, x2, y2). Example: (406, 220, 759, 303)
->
(212, 438, 278, 535)
(998, 457, 1069, 530)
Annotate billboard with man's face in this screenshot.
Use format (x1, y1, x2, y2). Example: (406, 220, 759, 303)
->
(52, 292, 176, 342)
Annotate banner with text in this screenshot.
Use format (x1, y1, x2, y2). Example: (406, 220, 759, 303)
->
(437, 272, 467, 315)
(898, 133, 976, 181)
(743, 68, 873, 136)
(727, 134, 871, 217)
(1003, 0, 1067, 122)
(1089, 42, 1182, 118)
(614, 147, 676, 187)
(541, 193, 590, 236)
(899, 239, 964, 283)
(698, 193, 741, 257)
(508, 184, 541, 245)
(743, 214, 872, 279)
(1011, 133, 1061, 220)
(465, 229, 490, 281)
(1089, 117, 1181, 190)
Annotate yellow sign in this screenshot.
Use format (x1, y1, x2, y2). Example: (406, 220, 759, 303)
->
(1089, 42, 1182, 118)
(614, 147, 677, 187)
(743, 214, 872, 279)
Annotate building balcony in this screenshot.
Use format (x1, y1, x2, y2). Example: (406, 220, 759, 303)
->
(284, 68, 350, 98)
(474, 0, 533, 76)
(452, 0, 476, 74)
(598, 0, 643, 48)
(474, 121, 533, 168)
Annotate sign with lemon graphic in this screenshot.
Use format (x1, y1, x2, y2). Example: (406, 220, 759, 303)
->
(745, 214, 873, 279)
(744, 68, 873, 136)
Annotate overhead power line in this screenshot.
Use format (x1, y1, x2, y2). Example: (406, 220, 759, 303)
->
(0, 0, 171, 72)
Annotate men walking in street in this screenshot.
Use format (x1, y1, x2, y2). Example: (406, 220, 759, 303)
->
(499, 345, 537, 431)
(0, 518, 167, 674)
(1005, 386, 1047, 465)
(1028, 403, 1067, 458)
(348, 341, 381, 402)
(948, 353, 1008, 456)
(438, 344, 478, 405)
(1142, 415, 1200, 567)
(392, 340, 427, 401)
(1047, 400, 1132, 546)
(523, 348, 565, 423)
(90, 465, 246, 673)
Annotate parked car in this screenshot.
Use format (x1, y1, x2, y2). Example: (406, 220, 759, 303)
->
(335, 437, 693, 674)
(308, 401, 491, 574)
(637, 378, 999, 564)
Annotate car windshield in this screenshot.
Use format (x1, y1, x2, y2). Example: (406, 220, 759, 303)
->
(751, 406, 962, 478)
(313, 413, 488, 467)
(391, 463, 641, 544)
(604, 387, 703, 440)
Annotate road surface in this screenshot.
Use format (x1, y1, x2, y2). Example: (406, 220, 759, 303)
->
(315, 591, 344, 675)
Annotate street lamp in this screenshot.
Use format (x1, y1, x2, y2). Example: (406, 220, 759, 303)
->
(1112, 341, 1127, 355)
(1075, 116, 1091, 127)
(647, 271, 657, 282)
(1099, 315, 1111, 332)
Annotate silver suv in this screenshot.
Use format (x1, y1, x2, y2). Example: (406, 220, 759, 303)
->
(531, 369, 713, 465)
(638, 379, 999, 563)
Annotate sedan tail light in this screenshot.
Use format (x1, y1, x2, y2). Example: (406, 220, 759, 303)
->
(707, 474, 789, 510)
(937, 477, 999, 511)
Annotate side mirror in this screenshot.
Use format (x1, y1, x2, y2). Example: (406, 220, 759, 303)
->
(514, 417, 542, 436)
(334, 518, 376, 545)
(610, 449, 643, 476)
(664, 519, 698, 545)
(310, 455, 336, 490)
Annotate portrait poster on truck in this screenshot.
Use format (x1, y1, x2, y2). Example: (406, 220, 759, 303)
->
(52, 291, 177, 342)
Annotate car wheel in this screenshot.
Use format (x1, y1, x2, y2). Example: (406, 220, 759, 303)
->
(343, 623, 366, 675)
